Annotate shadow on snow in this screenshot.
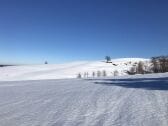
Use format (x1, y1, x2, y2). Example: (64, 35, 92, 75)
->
(90, 77, 168, 90)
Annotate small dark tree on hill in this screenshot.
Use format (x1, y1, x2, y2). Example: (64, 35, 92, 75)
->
(105, 56, 111, 63)
(45, 61, 48, 64)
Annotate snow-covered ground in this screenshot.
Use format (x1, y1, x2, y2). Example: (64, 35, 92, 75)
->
(0, 73, 168, 126)
(0, 58, 167, 126)
(0, 58, 149, 81)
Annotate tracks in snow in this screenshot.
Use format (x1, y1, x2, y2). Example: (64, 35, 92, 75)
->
(0, 78, 168, 126)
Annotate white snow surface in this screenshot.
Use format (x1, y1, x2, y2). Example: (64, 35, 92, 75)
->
(0, 58, 149, 81)
(0, 73, 168, 126)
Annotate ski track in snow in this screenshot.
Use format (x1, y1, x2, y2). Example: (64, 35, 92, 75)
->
(0, 74, 168, 126)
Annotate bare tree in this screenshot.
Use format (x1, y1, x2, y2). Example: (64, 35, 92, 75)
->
(102, 70, 107, 77)
(83, 72, 89, 78)
(166, 56, 168, 72)
(92, 72, 95, 78)
(136, 61, 144, 74)
(151, 57, 160, 73)
(159, 56, 168, 72)
(77, 73, 82, 78)
(114, 70, 119, 76)
(151, 56, 168, 73)
(97, 71, 101, 77)
(84, 72, 87, 78)
(129, 67, 136, 75)
(86, 72, 89, 78)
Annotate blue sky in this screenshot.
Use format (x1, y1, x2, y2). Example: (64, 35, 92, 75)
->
(0, 0, 168, 64)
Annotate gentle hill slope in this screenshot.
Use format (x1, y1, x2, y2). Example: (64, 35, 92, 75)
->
(0, 58, 149, 81)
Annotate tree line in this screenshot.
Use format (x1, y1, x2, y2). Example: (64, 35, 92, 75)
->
(76, 55, 168, 78)
(77, 70, 120, 78)
(151, 56, 168, 73)
(128, 55, 168, 75)
(77, 70, 107, 78)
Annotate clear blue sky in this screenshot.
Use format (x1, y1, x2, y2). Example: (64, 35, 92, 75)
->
(0, 0, 168, 64)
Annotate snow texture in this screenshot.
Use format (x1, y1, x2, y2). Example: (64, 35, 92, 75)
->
(0, 73, 168, 126)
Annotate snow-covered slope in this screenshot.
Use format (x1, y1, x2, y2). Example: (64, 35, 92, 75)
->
(0, 58, 149, 81)
(0, 73, 168, 126)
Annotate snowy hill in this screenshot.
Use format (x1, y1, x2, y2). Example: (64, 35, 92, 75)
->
(0, 58, 168, 126)
(0, 58, 150, 81)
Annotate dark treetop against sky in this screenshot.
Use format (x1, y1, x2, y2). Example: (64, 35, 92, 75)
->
(0, 0, 168, 64)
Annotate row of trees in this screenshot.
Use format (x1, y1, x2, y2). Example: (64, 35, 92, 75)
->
(151, 56, 168, 73)
(77, 70, 107, 78)
(128, 61, 146, 75)
(77, 55, 168, 78)
(128, 55, 168, 75)
(77, 70, 119, 78)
